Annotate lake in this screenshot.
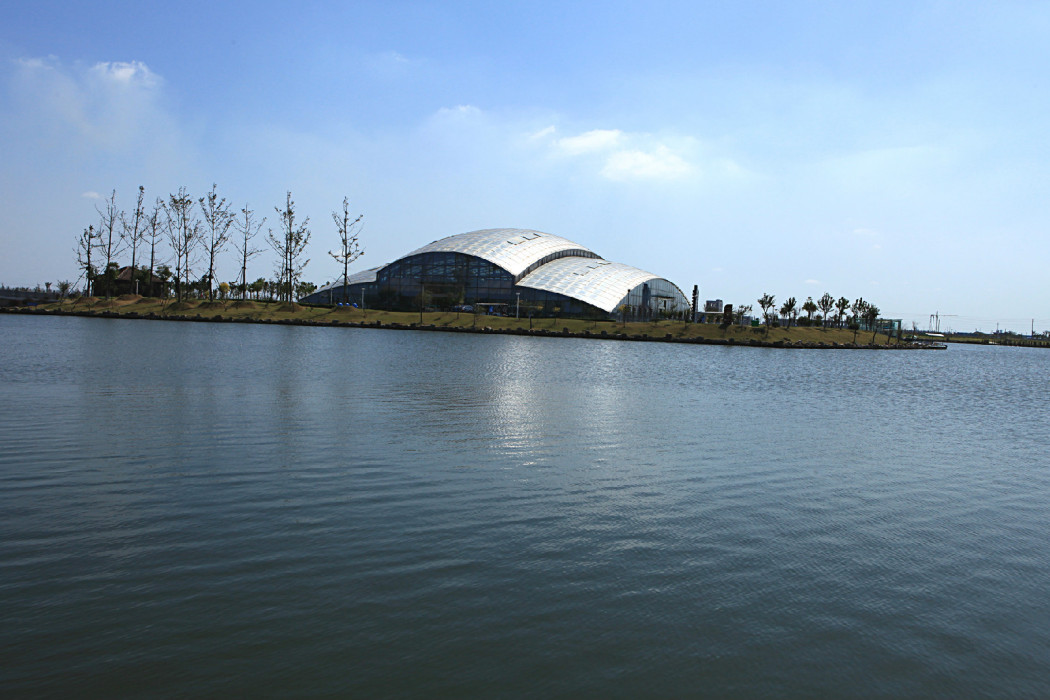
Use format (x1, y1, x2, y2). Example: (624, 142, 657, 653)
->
(2, 314, 1049, 697)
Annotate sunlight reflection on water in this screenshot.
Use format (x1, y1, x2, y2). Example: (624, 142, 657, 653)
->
(2, 315, 1050, 698)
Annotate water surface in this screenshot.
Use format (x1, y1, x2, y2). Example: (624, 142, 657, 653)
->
(2, 315, 1049, 697)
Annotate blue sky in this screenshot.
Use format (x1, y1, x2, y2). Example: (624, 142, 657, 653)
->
(2, 1, 1048, 332)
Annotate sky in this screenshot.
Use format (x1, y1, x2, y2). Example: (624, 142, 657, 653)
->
(1, 0, 1048, 333)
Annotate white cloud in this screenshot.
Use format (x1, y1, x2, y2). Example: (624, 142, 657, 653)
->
(14, 56, 54, 70)
(435, 104, 481, 119)
(712, 157, 749, 179)
(540, 127, 702, 181)
(383, 50, 410, 64)
(90, 60, 159, 87)
(81, 191, 101, 199)
(601, 145, 692, 181)
(365, 50, 417, 78)
(805, 279, 820, 285)
(529, 125, 556, 140)
(556, 129, 623, 155)
(11, 55, 171, 152)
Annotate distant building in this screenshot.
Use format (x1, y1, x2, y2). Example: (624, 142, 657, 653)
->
(111, 266, 167, 298)
(704, 299, 724, 313)
(301, 228, 690, 319)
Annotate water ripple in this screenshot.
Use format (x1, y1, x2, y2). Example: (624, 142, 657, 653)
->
(3, 316, 1050, 697)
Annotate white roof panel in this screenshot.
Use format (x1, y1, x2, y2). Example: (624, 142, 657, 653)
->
(400, 228, 597, 277)
(518, 257, 687, 313)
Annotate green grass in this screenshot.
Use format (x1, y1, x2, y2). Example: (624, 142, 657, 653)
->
(30, 295, 901, 345)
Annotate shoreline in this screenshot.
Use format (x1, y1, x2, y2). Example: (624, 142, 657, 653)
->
(3, 300, 944, 350)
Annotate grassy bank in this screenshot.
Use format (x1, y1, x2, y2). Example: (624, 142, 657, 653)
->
(6, 295, 920, 348)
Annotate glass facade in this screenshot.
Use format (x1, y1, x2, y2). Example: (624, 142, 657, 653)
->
(378, 252, 512, 308)
(619, 279, 690, 319)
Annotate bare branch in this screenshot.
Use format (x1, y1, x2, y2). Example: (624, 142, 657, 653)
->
(233, 203, 266, 300)
(328, 196, 364, 304)
(267, 191, 311, 302)
(164, 187, 199, 302)
(198, 184, 234, 301)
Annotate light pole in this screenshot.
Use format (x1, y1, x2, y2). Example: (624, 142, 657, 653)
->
(516, 291, 520, 319)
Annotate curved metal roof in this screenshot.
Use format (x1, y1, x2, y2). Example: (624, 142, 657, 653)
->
(315, 266, 381, 293)
(518, 256, 688, 313)
(304, 229, 688, 315)
(399, 228, 598, 278)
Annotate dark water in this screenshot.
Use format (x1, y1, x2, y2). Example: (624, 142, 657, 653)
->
(2, 314, 1049, 698)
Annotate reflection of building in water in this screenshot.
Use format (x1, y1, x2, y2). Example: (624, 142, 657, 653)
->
(301, 228, 690, 320)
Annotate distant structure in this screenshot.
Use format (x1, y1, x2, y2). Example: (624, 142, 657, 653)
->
(300, 228, 689, 319)
(0, 287, 59, 307)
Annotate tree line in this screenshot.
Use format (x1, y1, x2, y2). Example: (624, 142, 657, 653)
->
(74, 185, 363, 303)
(755, 291, 886, 342)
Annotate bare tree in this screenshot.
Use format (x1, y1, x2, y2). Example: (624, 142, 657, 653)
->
(75, 225, 100, 296)
(233, 203, 266, 300)
(780, 296, 797, 327)
(865, 303, 881, 343)
(120, 186, 146, 294)
(835, 296, 850, 328)
(164, 187, 199, 302)
(849, 298, 867, 343)
(198, 184, 234, 301)
(95, 189, 124, 296)
(817, 292, 835, 327)
(802, 296, 817, 323)
(268, 191, 311, 303)
(144, 197, 165, 297)
(758, 292, 776, 327)
(850, 297, 867, 325)
(329, 196, 364, 304)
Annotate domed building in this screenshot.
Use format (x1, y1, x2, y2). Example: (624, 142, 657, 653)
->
(300, 228, 690, 319)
